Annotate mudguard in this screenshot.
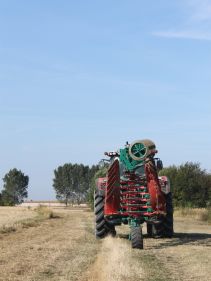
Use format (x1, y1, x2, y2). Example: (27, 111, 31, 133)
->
(104, 159, 120, 216)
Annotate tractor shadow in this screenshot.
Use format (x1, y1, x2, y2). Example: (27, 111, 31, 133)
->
(147, 232, 211, 249)
(117, 232, 211, 249)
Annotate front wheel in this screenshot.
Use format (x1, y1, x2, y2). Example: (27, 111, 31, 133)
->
(131, 226, 143, 249)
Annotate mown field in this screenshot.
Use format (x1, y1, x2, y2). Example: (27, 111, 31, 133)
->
(0, 206, 210, 281)
(0, 207, 37, 229)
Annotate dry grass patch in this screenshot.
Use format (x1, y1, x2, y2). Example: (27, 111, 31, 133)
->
(0, 206, 37, 226)
(84, 236, 145, 281)
(174, 207, 211, 223)
(0, 209, 99, 281)
(35, 205, 59, 219)
(0, 206, 59, 234)
(84, 226, 173, 281)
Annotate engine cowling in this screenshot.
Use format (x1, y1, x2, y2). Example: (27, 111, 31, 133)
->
(129, 139, 157, 161)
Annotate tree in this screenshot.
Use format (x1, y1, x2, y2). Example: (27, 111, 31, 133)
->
(159, 162, 211, 207)
(1, 168, 29, 205)
(0, 192, 3, 205)
(53, 163, 99, 205)
(53, 165, 71, 205)
(203, 173, 211, 207)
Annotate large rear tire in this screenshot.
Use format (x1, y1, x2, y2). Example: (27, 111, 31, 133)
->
(131, 226, 143, 249)
(94, 191, 116, 239)
(152, 192, 174, 238)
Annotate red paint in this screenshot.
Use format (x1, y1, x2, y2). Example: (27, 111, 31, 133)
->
(145, 161, 166, 214)
(104, 160, 120, 215)
(96, 177, 107, 191)
(101, 159, 166, 218)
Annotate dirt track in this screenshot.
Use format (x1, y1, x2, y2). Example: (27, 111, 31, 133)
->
(0, 208, 210, 281)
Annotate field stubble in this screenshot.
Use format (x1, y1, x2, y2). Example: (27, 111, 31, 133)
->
(0, 207, 37, 228)
(0, 207, 210, 281)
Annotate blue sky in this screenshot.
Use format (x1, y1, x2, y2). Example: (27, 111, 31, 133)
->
(0, 0, 211, 200)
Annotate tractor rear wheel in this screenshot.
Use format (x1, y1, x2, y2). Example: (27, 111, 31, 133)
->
(131, 226, 143, 249)
(152, 192, 174, 238)
(94, 191, 116, 238)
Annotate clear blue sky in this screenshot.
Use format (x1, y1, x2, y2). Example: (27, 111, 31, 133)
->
(0, 1, 211, 200)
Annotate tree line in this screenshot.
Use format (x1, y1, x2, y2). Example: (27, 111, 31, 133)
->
(159, 162, 211, 208)
(0, 164, 99, 206)
(53, 163, 99, 205)
(0, 162, 210, 208)
(0, 168, 29, 205)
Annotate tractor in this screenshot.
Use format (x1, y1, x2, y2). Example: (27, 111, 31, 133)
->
(94, 139, 173, 249)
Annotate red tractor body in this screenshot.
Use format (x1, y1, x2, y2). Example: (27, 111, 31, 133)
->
(94, 140, 173, 249)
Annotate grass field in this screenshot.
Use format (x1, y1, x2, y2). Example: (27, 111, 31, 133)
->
(0, 206, 57, 234)
(0, 207, 37, 226)
(174, 207, 211, 223)
(0, 207, 210, 281)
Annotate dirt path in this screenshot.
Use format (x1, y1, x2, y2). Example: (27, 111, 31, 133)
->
(0, 209, 210, 281)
